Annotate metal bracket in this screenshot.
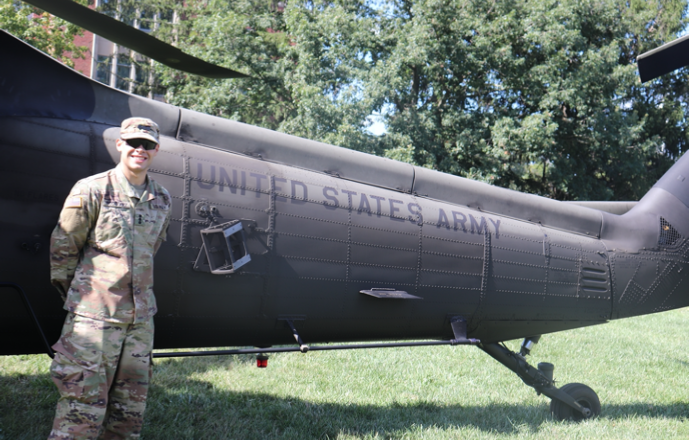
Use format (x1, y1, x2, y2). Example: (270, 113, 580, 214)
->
(450, 317, 480, 345)
(193, 220, 251, 274)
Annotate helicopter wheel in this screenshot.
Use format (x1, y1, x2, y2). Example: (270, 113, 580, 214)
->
(550, 383, 601, 421)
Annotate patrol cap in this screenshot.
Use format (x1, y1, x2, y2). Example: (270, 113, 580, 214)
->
(120, 117, 160, 144)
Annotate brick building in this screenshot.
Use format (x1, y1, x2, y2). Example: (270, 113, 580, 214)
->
(71, 0, 159, 98)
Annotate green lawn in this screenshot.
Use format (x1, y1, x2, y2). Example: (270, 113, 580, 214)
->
(1, 309, 687, 439)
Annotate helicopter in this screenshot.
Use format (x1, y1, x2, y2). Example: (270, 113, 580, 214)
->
(0, 0, 687, 422)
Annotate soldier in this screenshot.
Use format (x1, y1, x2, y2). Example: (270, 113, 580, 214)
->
(48, 117, 171, 439)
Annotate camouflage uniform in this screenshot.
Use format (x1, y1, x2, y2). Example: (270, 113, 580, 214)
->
(48, 314, 154, 439)
(49, 118, 171, 439)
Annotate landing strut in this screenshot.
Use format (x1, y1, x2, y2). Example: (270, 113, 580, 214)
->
(479, 338, 601, 421)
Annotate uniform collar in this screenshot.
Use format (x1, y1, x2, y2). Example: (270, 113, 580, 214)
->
(114, 166, 155, 202)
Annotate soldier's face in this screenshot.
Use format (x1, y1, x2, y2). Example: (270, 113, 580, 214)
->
(116, 138, 159, 174)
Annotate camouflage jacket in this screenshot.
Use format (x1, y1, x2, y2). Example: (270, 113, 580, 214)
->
(50, 166, 172, 323)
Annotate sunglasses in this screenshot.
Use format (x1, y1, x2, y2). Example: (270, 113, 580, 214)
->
(123, 138, 158, 151)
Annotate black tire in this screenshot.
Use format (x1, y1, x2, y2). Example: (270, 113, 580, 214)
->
(550, 383, 601, 421)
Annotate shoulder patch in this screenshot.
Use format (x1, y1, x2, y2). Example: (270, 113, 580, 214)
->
(64, 196, 83, 209)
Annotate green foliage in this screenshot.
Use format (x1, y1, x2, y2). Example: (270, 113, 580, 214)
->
(145, 0, 297, 130)
(278, 1, 384, 153)
(361, 0, 688, 200)
(0, 0, 88, 68)
(151, 0, 384, 155)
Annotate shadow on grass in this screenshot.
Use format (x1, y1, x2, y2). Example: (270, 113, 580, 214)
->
(1, 371, 687, 440)
(142, 377, 689, 439)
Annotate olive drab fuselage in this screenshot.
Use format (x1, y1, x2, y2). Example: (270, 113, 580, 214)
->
(0, 29, 687, 355)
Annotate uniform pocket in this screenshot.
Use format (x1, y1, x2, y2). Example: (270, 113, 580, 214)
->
(94, 204, 129, 253)
(50, 349, 104, 404)
(50, 351, 85, 398)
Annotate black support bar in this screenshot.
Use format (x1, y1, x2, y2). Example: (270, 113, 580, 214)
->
(284, 319, 309, 353)
(153, 338, 480, 359)
(1, 282, 54, 358)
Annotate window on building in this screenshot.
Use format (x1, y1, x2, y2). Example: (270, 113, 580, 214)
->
(95, 55, 111, 84)
(116, 55, 132, 91)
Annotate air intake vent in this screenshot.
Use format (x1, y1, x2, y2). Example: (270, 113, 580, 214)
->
(659, 217, 681, 246)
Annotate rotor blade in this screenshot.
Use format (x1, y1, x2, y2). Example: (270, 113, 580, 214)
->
(22, 0, 248, 79)
(637, 34, 689, 83)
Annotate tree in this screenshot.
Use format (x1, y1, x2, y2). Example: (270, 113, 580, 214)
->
(364, 0, 688, 200)
(144, 0, 297, 130)
(154, 0, 382, 155)
(0, 0, 89, 68)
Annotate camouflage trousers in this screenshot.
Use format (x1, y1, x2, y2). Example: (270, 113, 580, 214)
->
(48, 313, 154, 440)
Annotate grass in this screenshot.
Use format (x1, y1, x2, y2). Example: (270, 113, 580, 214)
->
(0, 308, 687, 439)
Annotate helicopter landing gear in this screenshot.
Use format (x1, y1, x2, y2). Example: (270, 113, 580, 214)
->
(479, 339, 601, 422)
(549, 383, 601, 421)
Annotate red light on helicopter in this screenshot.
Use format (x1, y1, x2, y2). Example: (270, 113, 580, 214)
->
(256, 354, 269, 368)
